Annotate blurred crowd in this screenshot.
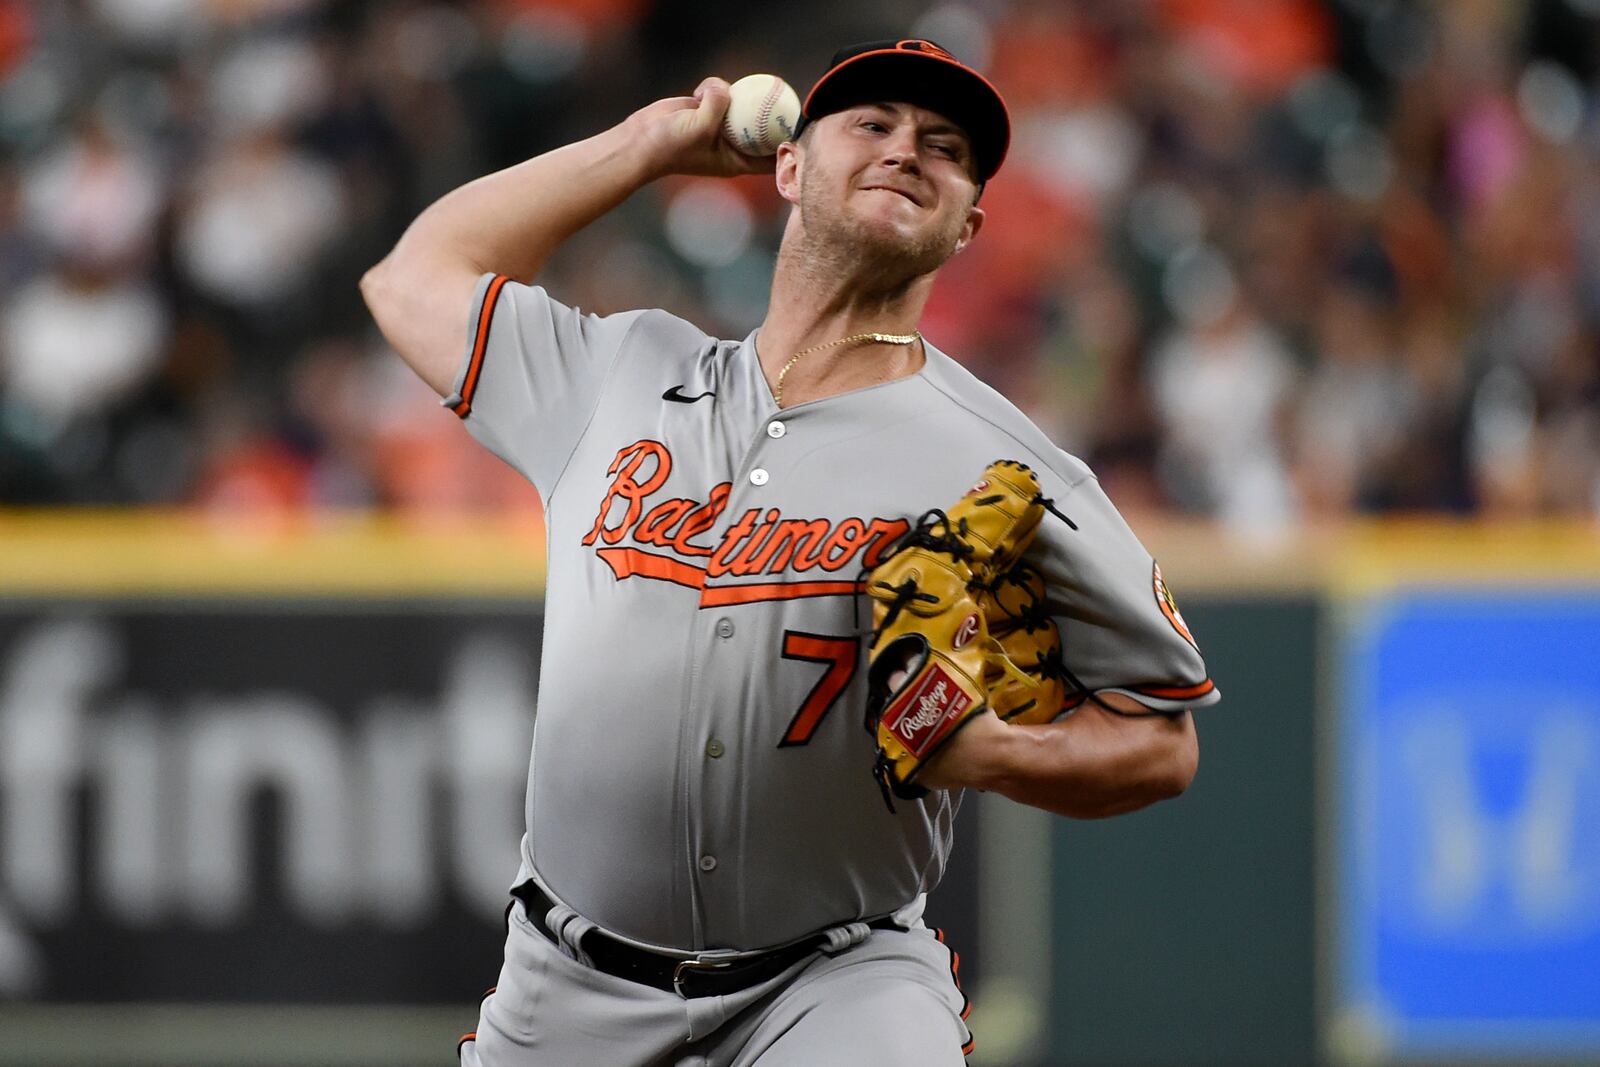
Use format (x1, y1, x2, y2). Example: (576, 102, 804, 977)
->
(2, 0, 1599, 529)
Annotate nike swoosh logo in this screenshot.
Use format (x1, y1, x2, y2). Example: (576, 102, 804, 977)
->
(662, 386, 716, 404)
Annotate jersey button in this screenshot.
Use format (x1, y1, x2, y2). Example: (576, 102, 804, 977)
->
(766, 421, 786, 439)
(706, 739, 725, 758)
(749, 468, 769, 486)
(698, 855, 718, 872)
(715, 619, 734, 638)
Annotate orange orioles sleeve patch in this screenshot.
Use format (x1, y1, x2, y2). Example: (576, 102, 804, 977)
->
(1153, 561, 1198, 650)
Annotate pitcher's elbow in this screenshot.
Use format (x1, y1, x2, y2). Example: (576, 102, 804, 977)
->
(359, 258, 393, 318)
(1164, 725, 1199, 797)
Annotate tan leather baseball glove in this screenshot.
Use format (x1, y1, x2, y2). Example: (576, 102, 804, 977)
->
(862, 460, 1071, 808)
(980, 561, 1070, 726)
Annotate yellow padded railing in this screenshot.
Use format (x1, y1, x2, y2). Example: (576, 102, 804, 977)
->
(1, 510, 1596, 598)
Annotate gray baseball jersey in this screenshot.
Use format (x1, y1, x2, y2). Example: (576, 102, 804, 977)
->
(447, 272, 1219, 953)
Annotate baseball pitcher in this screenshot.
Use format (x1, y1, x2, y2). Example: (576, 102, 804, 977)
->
(362, 38, 1219, 1067)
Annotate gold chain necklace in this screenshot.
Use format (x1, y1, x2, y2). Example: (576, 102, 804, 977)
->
(772, 330, 922, 407)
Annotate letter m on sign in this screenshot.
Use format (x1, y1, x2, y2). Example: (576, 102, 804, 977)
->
(1338, 591, 1600, 1056)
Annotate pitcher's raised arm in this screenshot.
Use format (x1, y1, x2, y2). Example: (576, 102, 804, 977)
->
(359, 77, 770, 395)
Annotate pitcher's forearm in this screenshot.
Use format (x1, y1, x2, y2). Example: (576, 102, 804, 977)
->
(975, 704, 1198, 819)
(921, 698, 1199, 819)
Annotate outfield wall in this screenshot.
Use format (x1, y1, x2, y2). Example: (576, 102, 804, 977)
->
(0, 514, 1595, 1067)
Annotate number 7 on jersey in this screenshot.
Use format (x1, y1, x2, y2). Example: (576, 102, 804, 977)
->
(777, 631, 859, 747)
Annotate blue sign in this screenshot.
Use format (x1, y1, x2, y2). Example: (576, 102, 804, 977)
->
(1338, 591, 1600, 1060)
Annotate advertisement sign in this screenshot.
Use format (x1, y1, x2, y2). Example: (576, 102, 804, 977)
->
(1336, 591, 1600, 1061)
(0, 602, 540, 1006)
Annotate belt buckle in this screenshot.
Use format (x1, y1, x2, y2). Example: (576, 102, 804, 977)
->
(671, 954, 737, 998)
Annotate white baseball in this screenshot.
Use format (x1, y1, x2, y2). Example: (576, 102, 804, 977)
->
(721, 73, 801, 157)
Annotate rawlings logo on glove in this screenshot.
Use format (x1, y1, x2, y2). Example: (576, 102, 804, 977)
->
(882, 668, 973, 753)
(862, 460, 1075, 810)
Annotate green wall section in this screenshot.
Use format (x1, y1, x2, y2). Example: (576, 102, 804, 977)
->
(1046, 596, 1321, 1067)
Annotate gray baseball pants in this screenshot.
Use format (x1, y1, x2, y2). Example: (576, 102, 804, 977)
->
(457, 891, 972, 1066)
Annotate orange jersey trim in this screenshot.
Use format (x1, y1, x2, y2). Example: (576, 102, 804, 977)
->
(449, 274, 510, 419)
(595, 547, 707, 589)
(593, 548, 867, 604)
(699, 579, 863, 607)
(935, 927, 976, 1054)
(1128, 678, 1217, 701)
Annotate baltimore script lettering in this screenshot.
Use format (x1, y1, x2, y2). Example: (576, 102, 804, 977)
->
(581, 440, 910, 587)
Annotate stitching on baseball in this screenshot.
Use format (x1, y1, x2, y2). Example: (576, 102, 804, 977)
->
(758, 81, 781, 148)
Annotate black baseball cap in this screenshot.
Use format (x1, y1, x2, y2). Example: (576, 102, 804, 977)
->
(794, 39, 1011, 183)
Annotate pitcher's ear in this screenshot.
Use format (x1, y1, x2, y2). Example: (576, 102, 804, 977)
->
(954, 205, 985, 255)
(775, 141, 802, 204)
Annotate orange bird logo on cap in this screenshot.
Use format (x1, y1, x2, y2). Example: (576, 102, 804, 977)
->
(897, 39, 956, 60)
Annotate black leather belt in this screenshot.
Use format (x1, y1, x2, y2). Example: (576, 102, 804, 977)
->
(510, 880, 899, 998)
